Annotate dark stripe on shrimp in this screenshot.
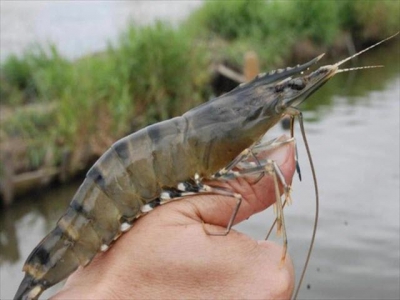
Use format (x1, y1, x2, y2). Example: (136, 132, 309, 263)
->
(147, 123, 162, 143)
(86, 166, 106, 190)
(112, 136, 131, 161)
(25, 226, 63, 266)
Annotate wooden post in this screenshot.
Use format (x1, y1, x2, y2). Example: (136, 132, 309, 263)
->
(244, 51, 260, 81)
(0, 151, 15, 206)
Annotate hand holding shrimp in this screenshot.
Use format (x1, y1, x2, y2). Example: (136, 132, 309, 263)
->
(53, 142, 295, 300)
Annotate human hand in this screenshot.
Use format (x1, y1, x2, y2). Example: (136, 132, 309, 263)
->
(53, 141, 296, 299)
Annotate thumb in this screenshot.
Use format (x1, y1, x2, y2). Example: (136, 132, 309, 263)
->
(182, 140, 296, 229)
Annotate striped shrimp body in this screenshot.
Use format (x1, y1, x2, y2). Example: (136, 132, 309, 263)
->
(15, 33, 398, 300)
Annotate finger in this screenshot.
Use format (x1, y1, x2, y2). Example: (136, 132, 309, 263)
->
(248, 240, 295, 299)
(172, 140, 296, 228)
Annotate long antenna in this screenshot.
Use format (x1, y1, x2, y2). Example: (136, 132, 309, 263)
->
(292, 112, 319, 300)
(335, 32, 399, 67)
(264, 112, 319, 300)
(336, 65, 383, 73)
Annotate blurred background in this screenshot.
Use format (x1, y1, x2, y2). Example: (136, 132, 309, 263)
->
(0, 1, 399, 299)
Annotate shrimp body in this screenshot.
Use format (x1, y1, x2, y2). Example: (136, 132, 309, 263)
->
(15, 65, 308, 299)
(15, 32, 398, 300)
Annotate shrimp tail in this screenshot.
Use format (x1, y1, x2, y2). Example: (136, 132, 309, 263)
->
(14, 274, 42, 300)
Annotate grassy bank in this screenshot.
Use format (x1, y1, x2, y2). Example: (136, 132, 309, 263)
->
(1, 0, 399, 183)
(1, 23, 209, 174)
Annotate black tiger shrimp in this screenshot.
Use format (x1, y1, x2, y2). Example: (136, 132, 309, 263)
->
(15, 32, 398, 300)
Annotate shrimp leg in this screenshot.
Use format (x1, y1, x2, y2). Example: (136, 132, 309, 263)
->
(216, 158, 291, 261)
(141, 179, 243, 237)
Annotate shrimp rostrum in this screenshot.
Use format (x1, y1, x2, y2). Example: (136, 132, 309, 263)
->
(15, 33, 398, 300)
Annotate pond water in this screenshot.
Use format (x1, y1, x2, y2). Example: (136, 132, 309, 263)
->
(1, 2, 399, 299)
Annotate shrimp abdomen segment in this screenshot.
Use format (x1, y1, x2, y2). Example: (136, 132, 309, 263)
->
(19, 178, 127, 296)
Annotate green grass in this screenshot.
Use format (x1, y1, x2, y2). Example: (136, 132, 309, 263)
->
(1, 44, 72, 106)
(113, 21, 208, 124)
(187, 0, 341, 44)
(184, 0, 399, 66)
(1, 21, 210, 170)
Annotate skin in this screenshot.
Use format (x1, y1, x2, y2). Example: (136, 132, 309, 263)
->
(53, 141, 296, 299)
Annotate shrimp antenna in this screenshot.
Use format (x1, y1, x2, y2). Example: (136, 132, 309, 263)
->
(292, 112, 319, 300)
(335, 32, 399, 67)
(336, 65, 383, 74)
(264, 111, 319, 300)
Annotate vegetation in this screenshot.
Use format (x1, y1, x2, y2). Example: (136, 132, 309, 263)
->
(0, 0, 398, 173)
(0, 23, 209, 169)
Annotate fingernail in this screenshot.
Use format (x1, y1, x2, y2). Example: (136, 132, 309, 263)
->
(267, 142, 291, 167)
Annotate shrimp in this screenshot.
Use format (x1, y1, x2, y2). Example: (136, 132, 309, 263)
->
(14, 32, 398, 300)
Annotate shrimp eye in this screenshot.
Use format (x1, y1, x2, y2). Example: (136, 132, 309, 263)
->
(288, 78, 305, 90)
